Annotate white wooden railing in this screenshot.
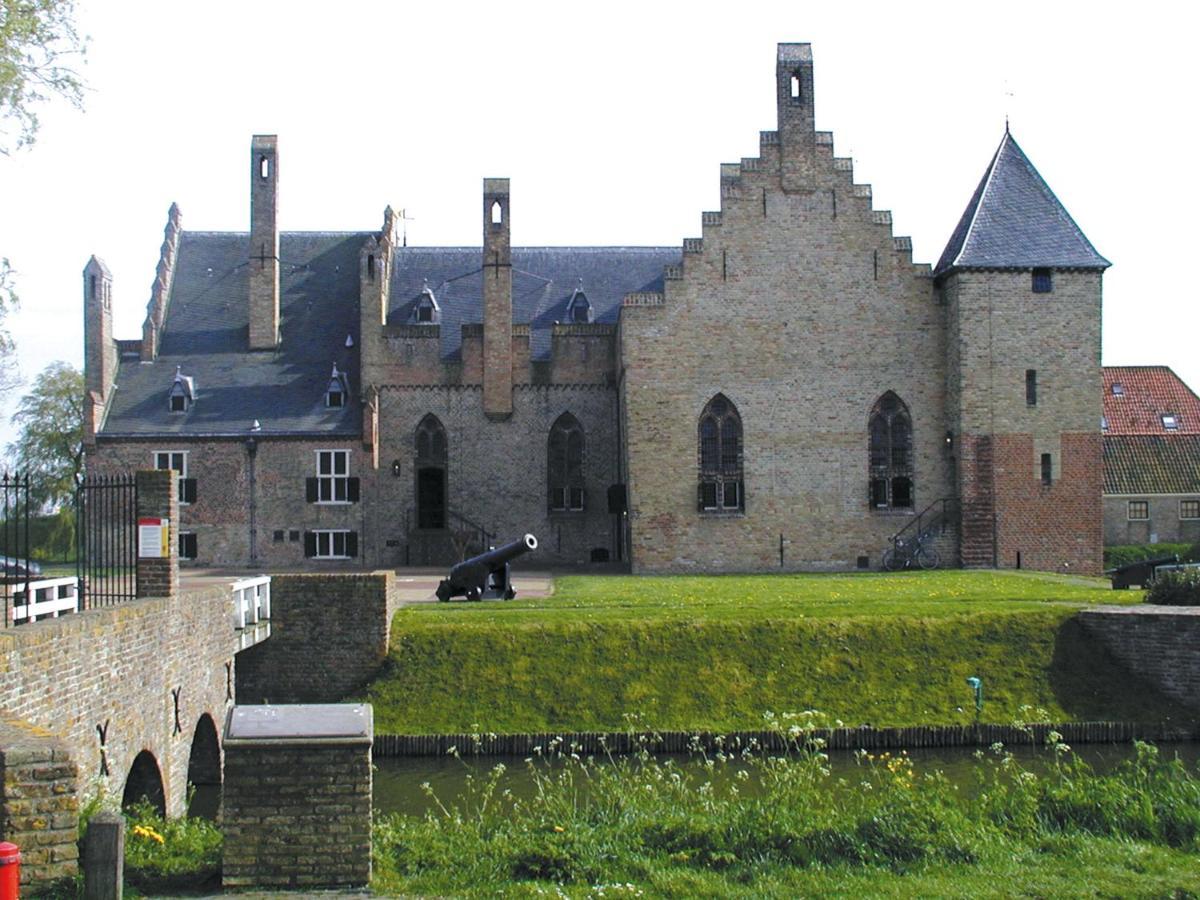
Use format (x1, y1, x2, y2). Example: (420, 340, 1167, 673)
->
(231, 575, 271, 630)
(8, 576, 80, 625)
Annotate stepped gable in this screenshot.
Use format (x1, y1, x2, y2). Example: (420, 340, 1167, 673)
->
(1104, 434, 1200, 494)
(1103, 366, 1200, 435)
(100, 231, 366, 437)
(387, 246, 677, 360)
(935, 131, 1110, 276)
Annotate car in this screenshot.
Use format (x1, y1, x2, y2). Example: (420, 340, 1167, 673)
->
(0, 555, 43, 580)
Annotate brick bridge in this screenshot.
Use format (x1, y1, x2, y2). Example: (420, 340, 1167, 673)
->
(0, 470, 402, 887)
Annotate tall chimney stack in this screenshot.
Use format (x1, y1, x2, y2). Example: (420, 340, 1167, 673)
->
(482, 178, 513, 418)
(249, 134, 280, 349)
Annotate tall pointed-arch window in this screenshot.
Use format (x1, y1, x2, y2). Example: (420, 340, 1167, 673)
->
(415, 414, 448, 529)
(698, 394, 744, 512)
(869, 392, 913, 510)
(548, 413, 585, 511)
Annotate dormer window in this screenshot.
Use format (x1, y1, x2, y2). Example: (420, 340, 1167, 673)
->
(168, 367, 195, 413)
(410, 281, 441, 324)
(566, 284, 593, 324)
(1162, 414, 1180, 431)
(326, 364, 349, 408)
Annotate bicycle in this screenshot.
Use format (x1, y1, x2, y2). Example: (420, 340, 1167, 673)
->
(882, 530, 940, 571)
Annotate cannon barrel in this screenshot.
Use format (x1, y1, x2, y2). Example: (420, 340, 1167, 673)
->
(448, 534, 537, 581)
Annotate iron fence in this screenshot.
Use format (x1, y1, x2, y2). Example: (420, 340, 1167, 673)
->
(76, 473, 138, 609)
(1, 471, 34, 626)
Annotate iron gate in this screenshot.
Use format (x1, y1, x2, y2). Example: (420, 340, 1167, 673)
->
(1, 471, 34, 625)
(76, 473, 138, 609)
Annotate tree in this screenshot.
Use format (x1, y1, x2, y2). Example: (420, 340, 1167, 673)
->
(0, 0, 86, 155)
(0, 256, 16, 394)
(5, 360, 82, 510)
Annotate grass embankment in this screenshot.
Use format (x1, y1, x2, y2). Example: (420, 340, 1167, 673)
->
(366, 571, 1192, 734)
(373, 733, 1200, 897)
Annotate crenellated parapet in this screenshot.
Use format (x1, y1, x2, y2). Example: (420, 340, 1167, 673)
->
(140, 203, 183, 362)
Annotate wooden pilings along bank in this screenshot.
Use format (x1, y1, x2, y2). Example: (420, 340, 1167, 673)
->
(373, 721, 1200, 758)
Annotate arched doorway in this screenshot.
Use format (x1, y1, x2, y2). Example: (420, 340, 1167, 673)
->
(186, 714, 221, 818)
(415, 414, 448, 529)
(122, 750, 165, 816)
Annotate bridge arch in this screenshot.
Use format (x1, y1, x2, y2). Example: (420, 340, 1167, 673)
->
(186, 713, 222, 817)
(122, 749, 166, 816)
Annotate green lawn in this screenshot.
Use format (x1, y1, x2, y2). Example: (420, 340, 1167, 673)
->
(364, 571, 1186, 735)
(421, 569, 1127, 624)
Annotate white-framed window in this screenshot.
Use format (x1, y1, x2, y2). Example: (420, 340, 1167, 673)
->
(316, 449, 350, 503)
(309, 530, 355, 559)
(1181, 499, 1200, 520)
(153, 450, 194, 504)
(1128, 500, 1149, 520)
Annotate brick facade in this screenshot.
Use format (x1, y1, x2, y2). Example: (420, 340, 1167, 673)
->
(1079, 607, 1200, 712)
(1103, 494, 1200, 546)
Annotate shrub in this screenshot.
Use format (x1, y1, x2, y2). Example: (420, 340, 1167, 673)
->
(1146, 569, 1200, 606)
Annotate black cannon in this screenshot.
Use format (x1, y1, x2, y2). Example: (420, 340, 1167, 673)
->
(1105, 554, 1178, 589)
(436, 533, 538, 602)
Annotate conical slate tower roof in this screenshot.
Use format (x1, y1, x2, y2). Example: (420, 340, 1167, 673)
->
(935, 131, 1109, 276)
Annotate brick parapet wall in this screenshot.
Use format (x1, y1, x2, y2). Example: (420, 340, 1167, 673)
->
(0, 716, 80, 887)
(235, 572, 399, 704)
(1078, 606, 1200, 710)
(222, 739, 372, 888)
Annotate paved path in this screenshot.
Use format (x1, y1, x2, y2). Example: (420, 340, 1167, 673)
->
(180, 566, 555, 604)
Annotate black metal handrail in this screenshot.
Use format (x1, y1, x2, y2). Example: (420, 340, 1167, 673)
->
(404, 506, 496, 557)
(889, 497, 960, 547)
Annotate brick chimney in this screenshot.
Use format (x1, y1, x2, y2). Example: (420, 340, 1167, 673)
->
(249, 135, 280, 349)
(482, 178, 512, 418)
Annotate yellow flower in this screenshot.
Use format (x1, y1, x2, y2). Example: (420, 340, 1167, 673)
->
(132, 824, 165, 844)
(552, 825, 565, 833)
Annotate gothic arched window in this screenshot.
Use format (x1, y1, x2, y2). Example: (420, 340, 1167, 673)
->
(415, 414, 448, 529)
(548, 413, 585, 511)
(869, 392, 913, 510)
(698, 394, 743, 512)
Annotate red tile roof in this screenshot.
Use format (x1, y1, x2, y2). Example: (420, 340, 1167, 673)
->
(1102, 366, 1200, 435)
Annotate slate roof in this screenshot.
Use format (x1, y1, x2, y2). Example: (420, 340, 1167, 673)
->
(99, 236, 679, 437)
(387, 247, 678, 360)
(1103, 366, 1200, 435)
(101, 232, 368, 437)
(1104, 435, 1200, 494)
(935, 131, 1110, 276)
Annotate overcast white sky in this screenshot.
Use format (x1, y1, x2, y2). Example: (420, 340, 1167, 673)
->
(1, 0, 1196, 449)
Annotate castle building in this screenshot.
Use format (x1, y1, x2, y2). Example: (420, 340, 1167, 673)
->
(83, 44, 1109, 574)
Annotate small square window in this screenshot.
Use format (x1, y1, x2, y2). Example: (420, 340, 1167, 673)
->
(1032, 268, 1052, 293)
(1128, 501, 1149, 520)
(289, 529, 300, 542)
(1111, 383, 1124, 396)
(1162, 414, 1179, 430)
(273, 530, 285, 543)
(1181, 500, 1200, 520)
(170, 393, 187, 412)
(700, 481, 718, 510)
(179, 532, 197, 560)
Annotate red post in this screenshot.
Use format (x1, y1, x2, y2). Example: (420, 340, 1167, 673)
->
(0, 842, 20, 900)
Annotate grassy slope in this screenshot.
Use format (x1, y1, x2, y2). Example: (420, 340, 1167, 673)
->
(366, 571, 1192, 734)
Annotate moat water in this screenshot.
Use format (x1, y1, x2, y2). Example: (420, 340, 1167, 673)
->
(371, 740, 1200, 816)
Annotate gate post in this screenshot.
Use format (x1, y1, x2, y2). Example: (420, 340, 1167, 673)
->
(135, 470, 178, 600)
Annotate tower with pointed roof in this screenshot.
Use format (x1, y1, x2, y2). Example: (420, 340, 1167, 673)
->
(936, 131, 1109, 572)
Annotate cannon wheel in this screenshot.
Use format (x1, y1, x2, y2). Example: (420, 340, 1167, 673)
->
(503, 587, 516, 600)
(435, 581, 452, 602)
(466, 588, 482, 602)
